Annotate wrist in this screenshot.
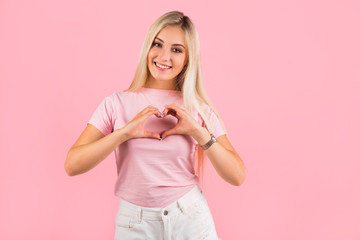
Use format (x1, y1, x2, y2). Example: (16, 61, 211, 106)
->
(114, 127, 131, 144)
(192, 126, 212, 146)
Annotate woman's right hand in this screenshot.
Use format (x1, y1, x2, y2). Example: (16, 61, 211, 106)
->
(65, 106, 162, 176)
(123, 105, 162, 140)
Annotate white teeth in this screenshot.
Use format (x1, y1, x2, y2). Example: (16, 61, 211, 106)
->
(155, 62, 171, 69)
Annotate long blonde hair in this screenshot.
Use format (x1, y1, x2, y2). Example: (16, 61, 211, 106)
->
(126, 11, 227, 189)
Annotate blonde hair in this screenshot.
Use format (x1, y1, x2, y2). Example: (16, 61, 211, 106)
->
(126, 10, 227, 189)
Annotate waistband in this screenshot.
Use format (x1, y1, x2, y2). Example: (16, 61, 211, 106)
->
(117, 185, 204, 221)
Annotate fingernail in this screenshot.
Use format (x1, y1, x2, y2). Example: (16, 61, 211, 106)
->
(158, 110, 164, 118)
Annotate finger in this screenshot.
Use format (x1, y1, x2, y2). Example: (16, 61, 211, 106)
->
(164, 104, 185, 117)
(143, 130, 161, 139)
(164, 108, 177, 118)
(141, 105, 158, 114)
(163, 108, 169, 116)
(154, 111, 161, 118)
(136, 109, 160, 123)
(137, 108, 156, 118)
(163, 108, 180, 119)
(154, 109, 164, 118)
(165, 104, 185, 113)
(143, 109, 160, 118)
(161, 128, 178, 139)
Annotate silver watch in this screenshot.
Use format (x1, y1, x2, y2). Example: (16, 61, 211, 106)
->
(200, 133, 217, 150)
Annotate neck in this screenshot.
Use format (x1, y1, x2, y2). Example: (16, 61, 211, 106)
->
(145, 76, 178, 90)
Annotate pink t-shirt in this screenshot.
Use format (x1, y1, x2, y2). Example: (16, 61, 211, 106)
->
(87, 87, 227, 207)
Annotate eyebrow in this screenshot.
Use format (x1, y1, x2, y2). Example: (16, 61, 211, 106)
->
(155, 37, 185, 49)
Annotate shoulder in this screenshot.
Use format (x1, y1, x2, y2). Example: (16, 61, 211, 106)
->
(103, 89, 147, 110)
(104, 89, 136, 102)
(198, 101, 214, 116)
(93, 91, 128, 113)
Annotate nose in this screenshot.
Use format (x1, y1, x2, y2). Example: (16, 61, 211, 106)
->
(158, 47, 171, 62)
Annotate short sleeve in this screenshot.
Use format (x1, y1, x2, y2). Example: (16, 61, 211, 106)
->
(201, 104, 227, 138)
(87, 94, 115, 136)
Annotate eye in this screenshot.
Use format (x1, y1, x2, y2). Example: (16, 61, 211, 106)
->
(173, 48, 182, 53)
(152, 42, 161, 47)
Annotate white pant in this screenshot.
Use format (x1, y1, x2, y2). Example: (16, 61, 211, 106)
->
(114, 185, 221, 240)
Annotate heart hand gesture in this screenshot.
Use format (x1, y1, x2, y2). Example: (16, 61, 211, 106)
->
(123, 105, 163, 140)
(161, 104, 202, 139)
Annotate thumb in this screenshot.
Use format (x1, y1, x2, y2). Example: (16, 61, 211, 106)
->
(161, 128, 177, 139)
(143, 130, 161, 139)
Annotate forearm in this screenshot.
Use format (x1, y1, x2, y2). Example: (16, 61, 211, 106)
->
(192, 127, 246, 186)
(65, 127, 129, 176)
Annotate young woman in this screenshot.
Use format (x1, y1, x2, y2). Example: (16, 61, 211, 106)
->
(65, 10, 246, 240)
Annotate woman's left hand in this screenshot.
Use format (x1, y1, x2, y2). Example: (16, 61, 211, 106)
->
(161, 104, 202, 139)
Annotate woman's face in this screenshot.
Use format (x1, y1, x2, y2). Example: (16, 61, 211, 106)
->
(147, 25, 187, 88)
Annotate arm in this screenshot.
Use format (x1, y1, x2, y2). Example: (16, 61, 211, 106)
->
(192, 127, 246, 186)
(64, 124, 129, 176)
(161, 104, 246, 186)
(65, 106, 162, 176)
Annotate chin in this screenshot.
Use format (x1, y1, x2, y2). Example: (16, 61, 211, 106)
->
(150, 73, 175, 82)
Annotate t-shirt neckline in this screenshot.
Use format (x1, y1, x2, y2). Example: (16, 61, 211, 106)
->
(139, 87, 182, 96)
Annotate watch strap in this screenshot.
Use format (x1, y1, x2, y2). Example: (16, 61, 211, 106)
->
(200, 133, 217, 150)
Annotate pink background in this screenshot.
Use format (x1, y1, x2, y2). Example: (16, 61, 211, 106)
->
(1, 0, 359, 239)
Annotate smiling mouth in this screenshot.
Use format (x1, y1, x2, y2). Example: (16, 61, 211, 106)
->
(154, 62, 172, 69)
